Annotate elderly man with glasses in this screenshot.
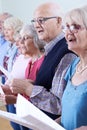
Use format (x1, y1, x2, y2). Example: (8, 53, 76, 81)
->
(10, 2, 76, 122)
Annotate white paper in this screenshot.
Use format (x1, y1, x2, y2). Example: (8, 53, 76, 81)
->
(0, 85, 5, 106)
(0, 65, 10, 78)
(0, 94, 65, 130)
(0, 110, 38, 130)
(0, 85, 4, 94)
(16, 94, 65, 130)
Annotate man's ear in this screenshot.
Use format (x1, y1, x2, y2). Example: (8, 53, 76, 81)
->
(57, 17, 62, 24)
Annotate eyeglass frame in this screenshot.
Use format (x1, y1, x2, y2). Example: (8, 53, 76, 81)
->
(18, 35, 33, 42)
(62, 24, 85, 33)
(31, 16, 57, 25)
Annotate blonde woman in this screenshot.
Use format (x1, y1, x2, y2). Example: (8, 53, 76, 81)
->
(3, 16, 23, 72)
(3, 16, 23, 130)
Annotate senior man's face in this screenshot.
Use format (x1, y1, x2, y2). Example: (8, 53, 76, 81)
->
(32, 8, 59, 43)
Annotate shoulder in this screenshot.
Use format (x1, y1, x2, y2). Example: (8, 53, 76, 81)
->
(62, 53, 77, 60)
(59, 53, 77, 69)
(64, 57, 79, 81)
(54, 53, 77, 78)
(67, 57, 80, 70)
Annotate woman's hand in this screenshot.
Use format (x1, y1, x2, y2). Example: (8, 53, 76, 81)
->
(0, 94, 17, 105)
(2, 84, 13, 94)
(5, 95, 17, 104)
(55, 117, 61, 124)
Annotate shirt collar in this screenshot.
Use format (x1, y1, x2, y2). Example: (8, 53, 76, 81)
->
(44, 32, 65, 55)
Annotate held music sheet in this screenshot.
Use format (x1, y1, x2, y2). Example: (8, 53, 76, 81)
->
(0, 94, 65, 130)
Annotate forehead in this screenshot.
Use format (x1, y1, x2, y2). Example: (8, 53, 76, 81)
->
(34, 7, 53, 17)
(4, 26, 13, 31)
(0, 15, 8, 21)
(21, 33, 31, 38)
(20, 30, 32, 37)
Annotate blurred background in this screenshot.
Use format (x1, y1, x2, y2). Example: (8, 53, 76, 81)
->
(0, 0, 87, 24)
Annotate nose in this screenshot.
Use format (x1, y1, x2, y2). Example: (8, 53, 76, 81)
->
(33, 20, 42, 29)
(20, 38, 24, 45)
(33, 22, 39, 28)
(65, 28, 73, 35)
(4, 29, 8, 34)
(65, 30, 73, 41)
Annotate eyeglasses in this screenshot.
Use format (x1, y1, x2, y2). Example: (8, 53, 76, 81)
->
(31, 16, 57, 25)
(62, 24, 85, 33)
(19, 36, 32, 41)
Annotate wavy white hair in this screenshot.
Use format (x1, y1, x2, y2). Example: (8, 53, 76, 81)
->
(4, 16, 23, 40)
(20, 24, 45, 51)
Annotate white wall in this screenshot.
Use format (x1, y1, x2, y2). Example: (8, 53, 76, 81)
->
(1, 0, 87, 24)
(0, 0, 2, 12)
(1, 0, 54, 23)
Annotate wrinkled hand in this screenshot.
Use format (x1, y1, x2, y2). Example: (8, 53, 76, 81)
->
(74, 126, 87, 130)
(10, 78, 34, 96)
(0, 94, 6, 106)
(5, 95, 17, 104)
(2, 84, 13, 95)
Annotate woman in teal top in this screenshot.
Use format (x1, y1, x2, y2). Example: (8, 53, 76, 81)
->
(61, 58, 87, 130)
(61, 6, 87, 130)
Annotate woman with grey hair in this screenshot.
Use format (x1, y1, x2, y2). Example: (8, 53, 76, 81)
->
(13, 24, 45, 81)
(3, 16, 23, 71)
(3, 16, 23, 130)
(72, 5, 87, 130)
(20, 24, 45, 52)
(57, 5, 87, 130)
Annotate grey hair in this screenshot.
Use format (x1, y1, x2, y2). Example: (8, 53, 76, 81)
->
(0, 12, 12, 34)
(0, 12, 12, 19)
(64, 6, 87, 29)
(4, 16, 23, 40)
(81, 5, 87, 28)
(20, 24, 45, 51)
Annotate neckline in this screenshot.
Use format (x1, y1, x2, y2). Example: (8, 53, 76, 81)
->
(70, 78, 87, 89)
(76, 62, 87, 74)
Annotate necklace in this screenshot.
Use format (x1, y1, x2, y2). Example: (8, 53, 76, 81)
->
(76, 62, 87, 74)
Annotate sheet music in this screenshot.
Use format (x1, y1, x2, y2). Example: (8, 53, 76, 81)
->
(16, 94, 65, 130)
(0, 85, 5, 106)
(0, 94, 65, 130)
(0, 85, 4, 94)
(0, 110, 39, 130)
(0, 65, 10, 78)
